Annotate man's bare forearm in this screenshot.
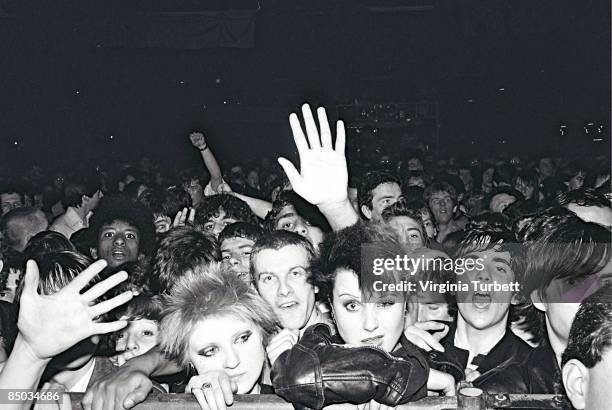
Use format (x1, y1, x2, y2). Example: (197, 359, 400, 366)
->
(123, 345, 183, 377)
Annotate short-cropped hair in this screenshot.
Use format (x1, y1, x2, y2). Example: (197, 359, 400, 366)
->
(523, 215, 611, 297)
(160, 264, 278, 367)
(150, 226, 219, 294)
(358, 171, 401, 210)
(562, 285, 612, 368)
(381, 199, 428, 241)
(88, 196, 155, 256)
(194, 194, 257, 230)
(219, 222, 264, 245)
(15, 251, 92, 307)
(23, 231, 76, 263)
(250, 230, 316, 276)
(424, 181, 457, 205)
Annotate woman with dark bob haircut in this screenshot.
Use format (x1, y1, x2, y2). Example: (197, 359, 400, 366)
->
(271, 223, 455, 410)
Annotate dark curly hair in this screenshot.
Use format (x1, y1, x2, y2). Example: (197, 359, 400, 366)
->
(88, 195, 156, 257)
(194, 194, 257, 231)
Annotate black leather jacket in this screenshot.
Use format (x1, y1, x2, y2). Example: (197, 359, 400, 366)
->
(524, 341, 566, 395)
(271, 323, 429, 410)
(428, 322, 534, 394)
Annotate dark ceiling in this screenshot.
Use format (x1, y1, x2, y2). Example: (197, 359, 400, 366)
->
(0, 0, 609, 171)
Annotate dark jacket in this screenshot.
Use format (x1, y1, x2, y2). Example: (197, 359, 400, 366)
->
(271, 323, 429, 410)
(428, 322, 533, 394)
(524, 341, 565, 395)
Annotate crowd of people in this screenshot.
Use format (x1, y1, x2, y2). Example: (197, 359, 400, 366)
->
(0, 104, 610, 410)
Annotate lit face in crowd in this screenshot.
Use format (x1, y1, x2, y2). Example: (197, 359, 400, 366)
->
(514, 177, 535, 201)
(115, 319, 160, 364)
(202, 208, 237, 238)
(221, 236, 255, 282)
(188, 315, 265, 394)
(428, 191, 454, 225)
(273, 204, 324, 250)
(420, 209, 437, 239)
(97, 220, 141, 268)
(386, 215, 425, 251)
(183, 178, 204, 208)
(253, 245, 316, 331)
(456, 249, 515, 331)
(0, 192, 23, 216)
(534, 257, 612, 348)
(362, 182, 402, 222)
(331, 268, 406, 352)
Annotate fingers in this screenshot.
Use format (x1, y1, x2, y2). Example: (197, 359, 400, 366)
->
(173, 208, 188, 227)
(288, 113, 309, 154)
(404, 326, 445, 352)
(23, 259, 40, 297)
(201, 383, 220, 410)
(82, 271, 128, 302)
(301, 104, 321, 150)
(192, 388, 210, 410)
(277, 158, 302, 188)
(317, 107, 332, 149)
(89, 291, 134, 319)
(66, 259, 108, 292)
(335, 120, 346, 153)
(92, 320, 129, 335)
(123, 379, 153, 409)
(187, 208, 196, 224)
(219, 375, 234, 406)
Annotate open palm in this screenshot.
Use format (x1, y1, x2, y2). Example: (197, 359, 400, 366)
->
(278, 104, 348, 206)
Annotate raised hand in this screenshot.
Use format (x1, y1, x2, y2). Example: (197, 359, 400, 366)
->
(172, 207, 196, 228)
(277, 104, 347, 207)
(190, 132, 207, 150)
(17, 259, 133, 361)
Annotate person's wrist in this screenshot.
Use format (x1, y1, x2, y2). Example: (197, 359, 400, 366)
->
(198, 144, 209, 151)
(317, 197, 350, 214)
(14, 333, 52, 364)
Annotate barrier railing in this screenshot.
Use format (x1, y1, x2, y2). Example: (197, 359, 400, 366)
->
(68, 390, 572, 410)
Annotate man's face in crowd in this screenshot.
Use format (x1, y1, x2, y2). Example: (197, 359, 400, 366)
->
(115, 318, 159, 364)
(459, 169, 473, 187)
(6, 210, 48, 252)
(253, 244, 316, 331)
(246, 170, 259, 188)
(489, 193, 517, 213)
(565, 203, 612, 229)
(564, 349, 612, 410)
(428, 191, 454, 225)
(0, 193, 23, 216)
(514, 178, 535, 201)
(407, 158, 423, 171)
(274, 204, 324, 250)
(362, 182, 402, 222)
(482, 168, 495, 185)
(183, 179, 203, 207)
(408, 176, 426, 188)
(0, 269, 21, 303)
(98, 220, 141, 268)
(567, 172, 586, 191)
(221, 236, 255, 282)
(539, 158, 555, 179)
(457, 249, 514, 331)
(387, 216, 425, 251)
(534, 258, 611, 346)
(417, 291, 452, 323)
(203, 208, 237, 238)
(420, 210, 437, 239)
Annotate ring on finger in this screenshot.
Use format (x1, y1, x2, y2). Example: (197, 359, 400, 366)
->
(201, 382, 213, 389)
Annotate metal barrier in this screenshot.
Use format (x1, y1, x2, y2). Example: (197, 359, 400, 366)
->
(68, 391, 572, 410)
